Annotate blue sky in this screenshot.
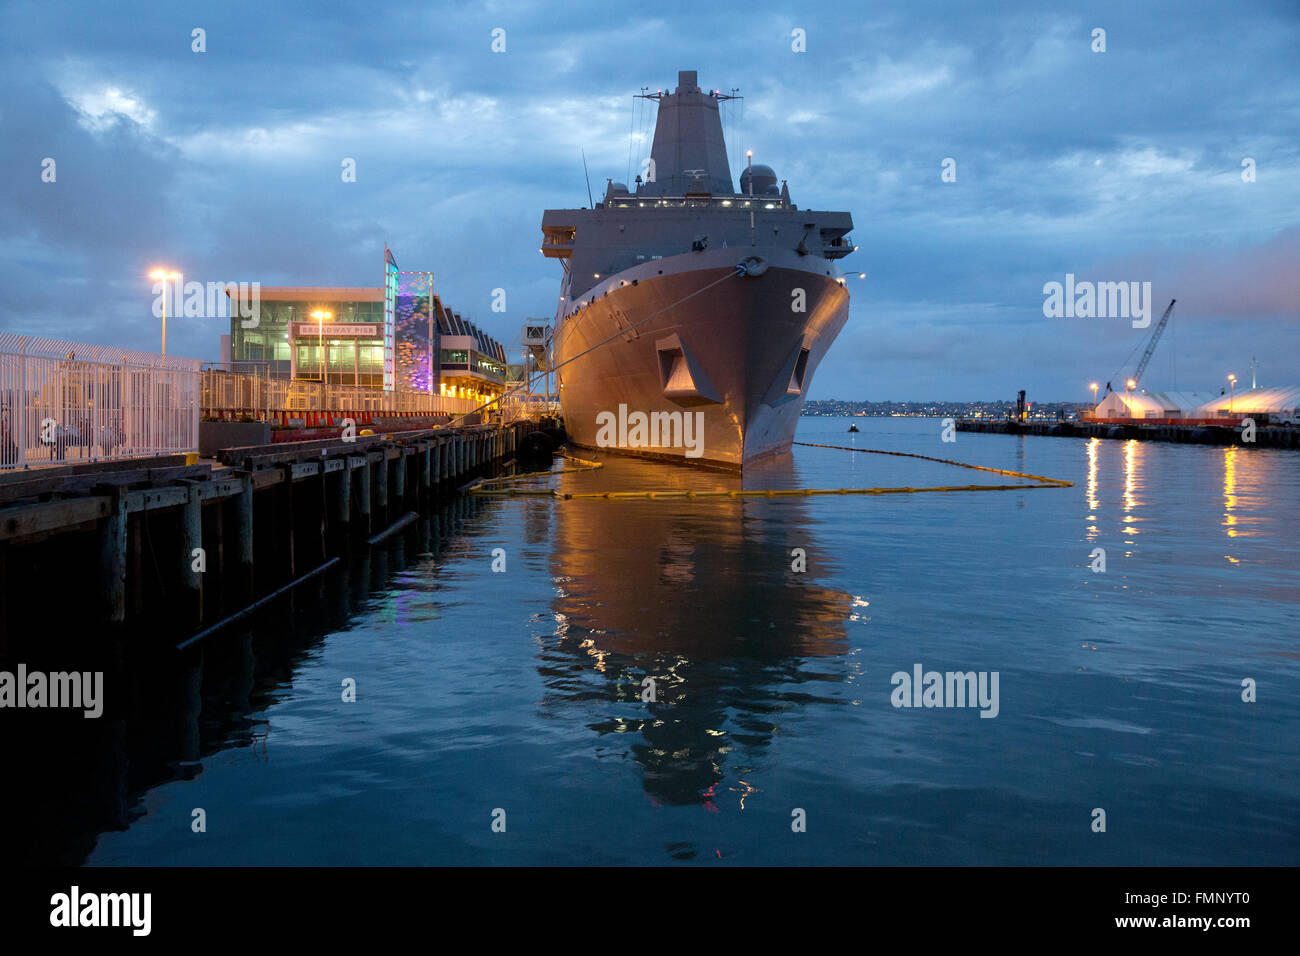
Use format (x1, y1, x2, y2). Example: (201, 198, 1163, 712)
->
(1, 0, 1296, 401)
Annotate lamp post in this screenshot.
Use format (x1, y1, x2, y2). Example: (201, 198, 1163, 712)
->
(1228, 374, 1236, 414)
(150, 269, 180, 355)
(1090, 382, 1099, 406)
(311, 311, 332, 385)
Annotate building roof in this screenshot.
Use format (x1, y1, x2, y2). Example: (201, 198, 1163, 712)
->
(242, 286, 384, 301)
(1193, 385, 1300, 415)
(1096, 390, 1220, 415)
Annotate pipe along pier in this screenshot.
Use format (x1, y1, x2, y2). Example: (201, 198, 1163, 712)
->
(0, 420, 554, 646)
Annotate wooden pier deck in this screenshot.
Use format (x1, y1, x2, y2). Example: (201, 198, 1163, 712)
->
(0, 420, 552, 644)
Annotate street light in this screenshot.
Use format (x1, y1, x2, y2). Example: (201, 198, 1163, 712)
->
(150, 269, 180, 355)
(1090, 382, 1099, 406)
(1228, 373, 1236, 413)
(311, 311, 332, 385)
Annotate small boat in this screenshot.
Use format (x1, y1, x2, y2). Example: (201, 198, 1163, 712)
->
(847, 424, 859, 433)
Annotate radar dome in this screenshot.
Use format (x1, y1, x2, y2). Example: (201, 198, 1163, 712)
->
(739, 164, 777, 195)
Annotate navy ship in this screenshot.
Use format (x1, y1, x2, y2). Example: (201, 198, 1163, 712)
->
(541, 70, 857, 470)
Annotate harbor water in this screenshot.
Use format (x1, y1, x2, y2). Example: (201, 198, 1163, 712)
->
(14, 417, 1299, 865)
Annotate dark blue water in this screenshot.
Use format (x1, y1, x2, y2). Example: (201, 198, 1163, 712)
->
(52, 418, 1300, 864)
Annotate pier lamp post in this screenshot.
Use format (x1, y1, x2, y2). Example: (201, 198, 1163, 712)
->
(311, 311, 332, 385)
(1090, 382, 1099, 407)
(1125, 378, 1136, 416)
(1228, 374, 1236, 414)
(150, 269, 180, 355)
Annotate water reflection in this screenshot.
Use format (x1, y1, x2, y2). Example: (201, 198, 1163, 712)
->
(1223, 445, 1239, 556)
(1122, 439, 1143, 549)
(539, 453, 852, 813)
(1085, 438, 1100, 541)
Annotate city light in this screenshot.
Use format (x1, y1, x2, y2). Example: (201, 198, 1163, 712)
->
(149, 268, 180, 355)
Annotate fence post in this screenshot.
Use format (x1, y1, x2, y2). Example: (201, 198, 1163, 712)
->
(17, 337, 27, 469)
(190, 360, 200, 459)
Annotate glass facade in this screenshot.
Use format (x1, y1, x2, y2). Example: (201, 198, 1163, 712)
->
(230, 296, 390, 388)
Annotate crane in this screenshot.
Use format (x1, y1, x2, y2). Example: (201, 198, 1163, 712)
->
(1130, 298, 1175, 389)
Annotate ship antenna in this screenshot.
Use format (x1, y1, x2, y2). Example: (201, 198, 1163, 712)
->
(581, 148, 595, 208)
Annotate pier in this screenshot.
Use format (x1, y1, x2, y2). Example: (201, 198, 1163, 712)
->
(0, 419, 549, 645)
(955, 418, 1300, 448)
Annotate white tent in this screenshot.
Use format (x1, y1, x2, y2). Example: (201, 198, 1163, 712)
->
(1191, 386, 1300, 420)
(1092, 390, 1220, 419)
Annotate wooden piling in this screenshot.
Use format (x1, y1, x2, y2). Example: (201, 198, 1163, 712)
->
(237, 471, 255, 598)
(97, 484, 128, 623)
(376, 452, 389, 521)
(357, 456, 372, 537)
(280, 464, 295, 580)
(180, 480, 203, 626)
(335, 462, 352, 541)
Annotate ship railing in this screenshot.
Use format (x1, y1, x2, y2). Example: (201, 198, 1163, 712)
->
(605, 196, 792, 209)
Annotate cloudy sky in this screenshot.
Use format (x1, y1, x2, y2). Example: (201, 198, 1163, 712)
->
(1, 0, 1296, 401)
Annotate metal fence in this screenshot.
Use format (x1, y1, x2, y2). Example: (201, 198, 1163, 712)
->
(199, 367, 482, 419)
(0, 334, 202, 470)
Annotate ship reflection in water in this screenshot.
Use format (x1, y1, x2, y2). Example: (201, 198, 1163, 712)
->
(536, 450, 853, 808)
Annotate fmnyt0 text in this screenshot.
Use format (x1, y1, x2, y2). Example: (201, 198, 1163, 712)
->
(1126, 891, 1250, 907)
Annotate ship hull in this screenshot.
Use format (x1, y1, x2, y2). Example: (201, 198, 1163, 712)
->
(554, 246, 850, 470)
